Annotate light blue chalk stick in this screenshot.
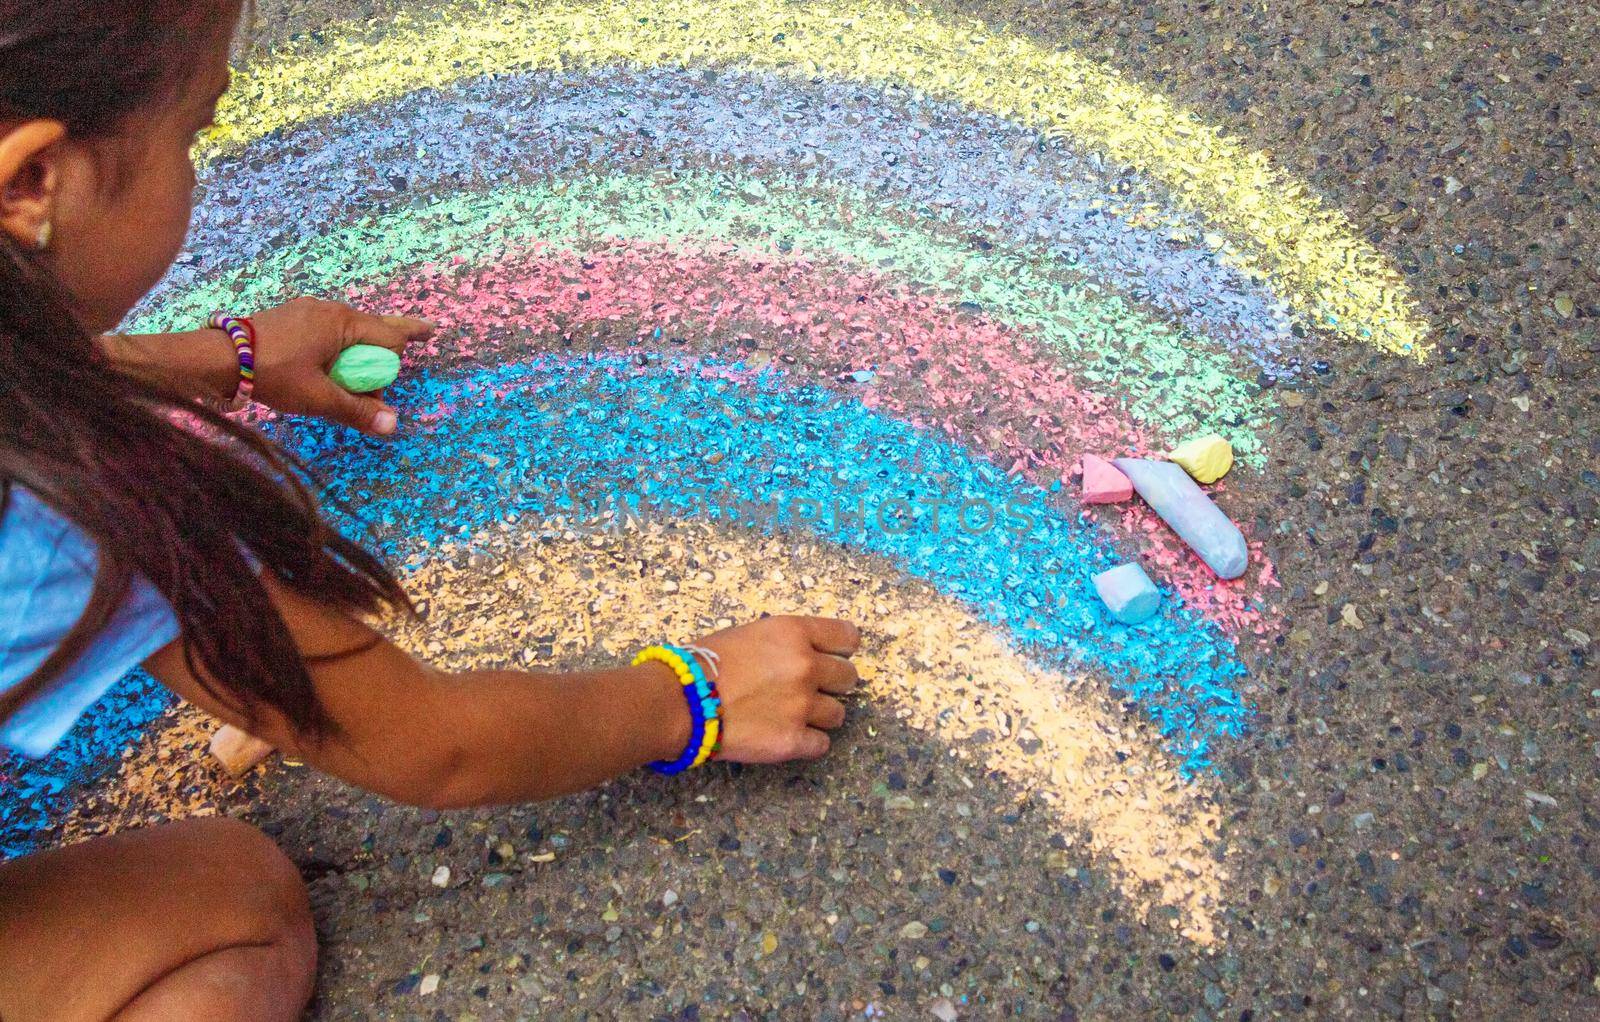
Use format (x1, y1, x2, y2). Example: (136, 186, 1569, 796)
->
(1113, 458, 1249, 580)
(1093, 562, 1162, 625)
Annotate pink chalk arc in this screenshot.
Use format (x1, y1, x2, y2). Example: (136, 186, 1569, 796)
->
(334, 236, 1277, 632)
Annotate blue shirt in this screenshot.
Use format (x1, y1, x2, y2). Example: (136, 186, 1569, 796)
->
(0, 488, 179, 758)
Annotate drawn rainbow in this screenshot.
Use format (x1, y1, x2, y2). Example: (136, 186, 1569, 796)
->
(2, 0, 1429, 942)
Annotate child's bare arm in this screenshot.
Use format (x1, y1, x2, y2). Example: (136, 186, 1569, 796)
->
(144, 571, 858, 808)
(101, 298, 432, 436)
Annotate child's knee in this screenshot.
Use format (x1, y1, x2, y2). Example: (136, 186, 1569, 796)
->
(175, 818, 317, 1010)
(264, 908, 318, 1018)
(172, 818, 312, 937)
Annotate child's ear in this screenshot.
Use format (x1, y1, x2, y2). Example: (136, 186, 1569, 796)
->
(0, 120, 68, 251)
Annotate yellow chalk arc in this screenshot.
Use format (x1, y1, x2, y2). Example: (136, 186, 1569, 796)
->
(211, 0, 1428, 357)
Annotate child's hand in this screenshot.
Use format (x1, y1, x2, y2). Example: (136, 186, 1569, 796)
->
(692, 615, 861, 763)
(249, 298, 434, 436)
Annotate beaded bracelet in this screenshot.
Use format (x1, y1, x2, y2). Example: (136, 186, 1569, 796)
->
(207, 312, 257, 412)
(680, 645, 723, 768)
(634, 644, 723, 774)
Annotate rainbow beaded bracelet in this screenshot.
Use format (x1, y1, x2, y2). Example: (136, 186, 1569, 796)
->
(207, 312, 257, 412)
(634, 644, 722, 774)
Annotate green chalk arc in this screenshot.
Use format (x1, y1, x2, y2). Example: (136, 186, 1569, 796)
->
(137, 171, 1274, 465)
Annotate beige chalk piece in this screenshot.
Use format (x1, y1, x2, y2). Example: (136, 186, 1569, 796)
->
(1167, 433, 1235, 484)
(208, 724, 275, 777)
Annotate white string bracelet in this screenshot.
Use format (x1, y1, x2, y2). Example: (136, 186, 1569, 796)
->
(682, 643, 722, 680)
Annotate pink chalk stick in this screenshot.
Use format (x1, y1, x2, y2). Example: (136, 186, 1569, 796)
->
(1081, 454, 1134, 504)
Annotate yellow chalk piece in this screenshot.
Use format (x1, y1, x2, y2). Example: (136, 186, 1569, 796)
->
(204, 0, 1429, 358)
(1168, 434, 1234, 484)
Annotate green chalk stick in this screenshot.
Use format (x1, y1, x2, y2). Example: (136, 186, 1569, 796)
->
(329, 344, 401, 392)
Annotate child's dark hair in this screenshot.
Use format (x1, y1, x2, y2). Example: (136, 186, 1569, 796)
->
(0, 1, 411, 738)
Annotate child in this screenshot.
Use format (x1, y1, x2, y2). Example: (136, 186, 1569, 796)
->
(0, 3, 860, 1018)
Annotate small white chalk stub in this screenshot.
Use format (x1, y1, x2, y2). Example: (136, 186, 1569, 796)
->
(1092, 563, 1162, 625)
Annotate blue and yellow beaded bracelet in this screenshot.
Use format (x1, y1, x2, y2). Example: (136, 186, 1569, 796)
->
(635, 644, 723, 774)
(680, 646, 722, 768)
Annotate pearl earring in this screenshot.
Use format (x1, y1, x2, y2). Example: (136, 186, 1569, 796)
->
(35, 221, 51, 251)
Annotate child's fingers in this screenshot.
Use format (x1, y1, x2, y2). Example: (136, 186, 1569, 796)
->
(807, 695, 847, 730)
(384, 314, 436, 342)
(347, 310, 435, 353)
(810, 653, 859, 695)
(788, 728, 832, 761)
(799, 616, 861, 657)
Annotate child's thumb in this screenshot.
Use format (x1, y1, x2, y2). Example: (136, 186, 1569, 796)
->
(325, 382, 399, 436)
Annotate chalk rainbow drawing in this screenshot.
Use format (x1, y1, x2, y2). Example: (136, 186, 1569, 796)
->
(1, 0, 1429, 941)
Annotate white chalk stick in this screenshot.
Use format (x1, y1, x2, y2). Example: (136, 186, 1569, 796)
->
(1093, 562, 1163, 625)
(1114, 458, 1248, 579)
